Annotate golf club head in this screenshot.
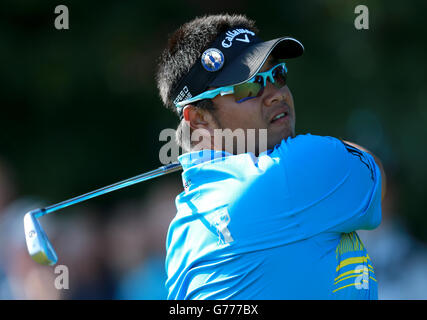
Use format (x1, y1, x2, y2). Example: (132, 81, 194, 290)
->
(24, 209, 58, 266)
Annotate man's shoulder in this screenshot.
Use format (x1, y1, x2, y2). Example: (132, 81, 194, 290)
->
(268, 133, 345, 158)
(264, 133, 350, 185)
(287, 133, 341, 146)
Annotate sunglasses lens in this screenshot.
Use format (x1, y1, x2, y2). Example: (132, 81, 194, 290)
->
(232, 64, 287, 103)
(234, 81, 263, 103)
(272, 65, 287, 88)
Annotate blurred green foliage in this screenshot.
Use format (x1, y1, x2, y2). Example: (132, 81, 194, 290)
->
(1, 1, 426, 240)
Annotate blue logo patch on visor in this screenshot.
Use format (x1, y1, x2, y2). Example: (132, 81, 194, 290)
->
(201, 48, 225, 72)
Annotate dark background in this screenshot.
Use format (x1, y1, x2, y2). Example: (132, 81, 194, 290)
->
(0, 0, 426, 299)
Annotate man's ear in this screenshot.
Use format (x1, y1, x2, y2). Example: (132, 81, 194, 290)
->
(183, 105, 192, 121)
(183, 105, 214, 131)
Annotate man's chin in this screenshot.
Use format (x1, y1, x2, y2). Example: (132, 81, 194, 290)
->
(267, 131, 294, 149)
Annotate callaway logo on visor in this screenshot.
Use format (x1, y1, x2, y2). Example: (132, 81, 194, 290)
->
(221, 28, 255, 48)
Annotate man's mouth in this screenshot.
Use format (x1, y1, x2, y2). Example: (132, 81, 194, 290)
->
(270, 111, 289, 123)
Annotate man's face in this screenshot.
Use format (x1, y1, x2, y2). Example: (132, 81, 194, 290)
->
(210, 56, 296, 153)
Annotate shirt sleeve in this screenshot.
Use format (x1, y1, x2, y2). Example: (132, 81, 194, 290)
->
(278, 134, 382, 236)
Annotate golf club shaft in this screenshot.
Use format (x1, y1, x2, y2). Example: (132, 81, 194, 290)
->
(34, 162, 182, 219)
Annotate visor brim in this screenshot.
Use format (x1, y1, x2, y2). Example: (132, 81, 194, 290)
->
(210, 37, 304, 87)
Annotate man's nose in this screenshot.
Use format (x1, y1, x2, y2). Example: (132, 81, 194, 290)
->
(263, 82, 287, 107)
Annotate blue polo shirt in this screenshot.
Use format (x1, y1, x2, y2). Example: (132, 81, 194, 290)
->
(165, 134, 382, 299)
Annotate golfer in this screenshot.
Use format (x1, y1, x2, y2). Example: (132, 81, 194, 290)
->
(156, 14, 385, 299)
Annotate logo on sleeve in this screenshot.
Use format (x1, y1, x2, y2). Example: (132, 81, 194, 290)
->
(212, 208, 234, 244)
